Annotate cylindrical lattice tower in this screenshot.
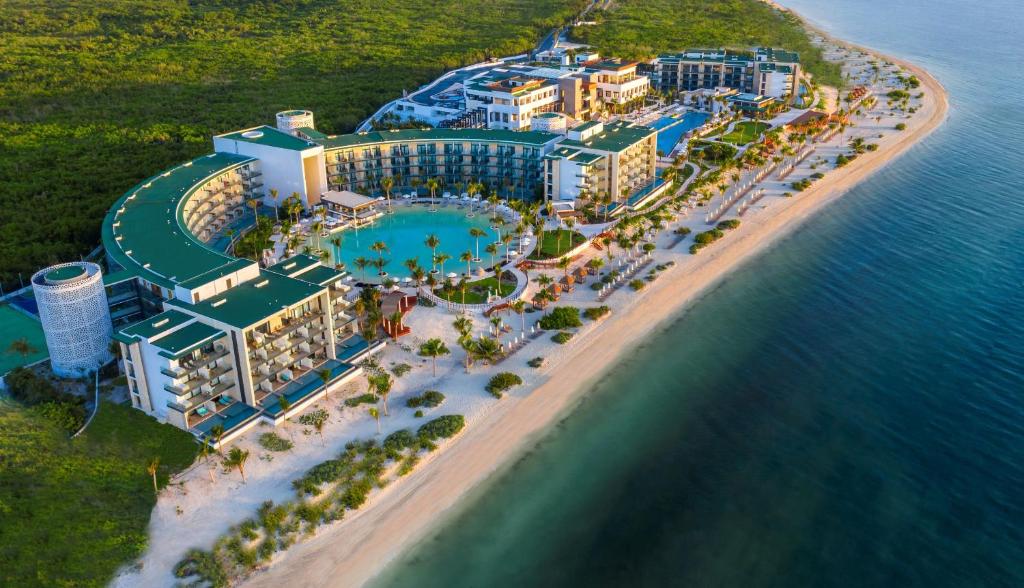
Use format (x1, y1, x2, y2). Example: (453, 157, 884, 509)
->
(275, 110, 315, 136)
(31, 262, 112, 377)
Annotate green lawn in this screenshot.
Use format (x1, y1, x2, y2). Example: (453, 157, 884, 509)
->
(0, 0, 587, 289)
(0, 304, 48, 374)
(721, 121, 771, 145)
(528, 229, 588, 260)
(0, 400, 197, 587)
(434, 274, 517, 305)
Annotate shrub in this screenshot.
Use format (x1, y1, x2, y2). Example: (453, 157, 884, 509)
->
(418, 415, 466, 440)
(694, 229, 723, 245)
(629, 279, 646, 291)
(590, 282, 602, 291)
(895, 122, 907, 130)
(641, 243, 656, 253)
(583, 306, 610, 320)
(836, 154, 853, 167)
(31, 401, 85, 434)
(174, 549, 227, 586)
(527, 357, 545, 368)
(391, 363, 412, 377)
(344, 393, 378, 407)
(538, 306, 582, 330)
(406, 390, 445, 408)
(486, 372, 522, 398)
(298, 409, 329, 427)
(551, 331, 573, 344)
(259, 432, 294, 452)
(383, 429, 417, 453)
(792, 178, 811, 191)
(810, 172, 825, 180)
(674, 226, 692, 236)
(414, 409, 424, 418)
(716, 219, 740, 230)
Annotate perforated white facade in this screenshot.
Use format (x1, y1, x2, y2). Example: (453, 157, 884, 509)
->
(275, 110, 315, 135)
(31, 262, 112, 377)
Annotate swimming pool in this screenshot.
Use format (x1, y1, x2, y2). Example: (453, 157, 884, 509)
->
(652, 112, 710, 154)
(313, 206, 505, 282)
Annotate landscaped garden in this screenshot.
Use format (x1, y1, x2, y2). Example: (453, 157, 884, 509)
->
(528, 230, 588, 260)
(721, 121, 771, 145)
(433, 272, 517, 305)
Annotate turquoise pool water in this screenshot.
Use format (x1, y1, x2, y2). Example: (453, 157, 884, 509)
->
(653, 112, 710, 154)
(316, 206, 501, 282)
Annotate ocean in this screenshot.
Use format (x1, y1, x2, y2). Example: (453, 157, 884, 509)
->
(375, 0, 1024, 585)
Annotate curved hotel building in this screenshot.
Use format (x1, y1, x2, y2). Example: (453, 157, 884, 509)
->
(100, 111, 659, 442)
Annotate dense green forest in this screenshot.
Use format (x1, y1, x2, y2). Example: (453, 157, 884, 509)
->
(572, 0, 842, 87)
(0, 0, 585, 288)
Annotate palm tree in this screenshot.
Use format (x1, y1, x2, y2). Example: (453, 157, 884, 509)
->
(485, 242, 499, 270)
(419, 338, 450, 377)
(489, 316, 502, 337)
(353, 256, 369, 281)
(224, 447, 250, 483)
(209, 424, 225, 453)
(380, 176, 394, 213)
(501, 232, 514, 262)
(370, 373, 393, 416)
(388, 310, 404, 339)
(396, 257, 416, 276)
(269, 188, 280, 222)
(470, 336, 502, 366)
(452, 316, 473, 371)
(460, 250, 473, 277)
(248, 198, 260, 224)
(588, 257, 605, 276)
(369, 407, 381, 434)
(370, 240, 389, 268)
(426, 177, 441, 211)
(278, 396, 294, 441)
(556, 256, 571, 281)
(457, 278, 469, 305)
(198, 439, 217, 483)
(435, 252, 451, 276)
(412, 266, 426, 287)
(146, 457, 160, 495)
(371, 258, 388, 278)
(506, 299, 525, 334)
(318, 368, 333, 401)
(469, 227, 487, 261)
(6, 337, 36, 360)
(312, 220, 324, 252)
(425, 234, 441, 273)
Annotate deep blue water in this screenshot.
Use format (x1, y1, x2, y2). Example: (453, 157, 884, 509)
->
(376, 1, 1024, 586)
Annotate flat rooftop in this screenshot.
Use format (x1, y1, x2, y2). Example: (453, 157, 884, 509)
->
(101, 152, 257, 289)
(166, 271, 324, 330)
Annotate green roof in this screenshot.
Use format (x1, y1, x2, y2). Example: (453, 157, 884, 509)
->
(120, 309, 195, 340)
(315, 128, 560, 150)
(559, 121, 655, 153)
(44, 266, 86, 283)
(216, 126, 319, 151)
(101, 152, 256, 289)
(296, 126, 328, 140)
(153, 322, 226, 359)
(544, 147, 603, 165)
(290, 265, 347, 287)
(167, 271, 324, 330)
(265, 254, 321, 277)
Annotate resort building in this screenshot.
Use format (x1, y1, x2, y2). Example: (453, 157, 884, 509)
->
(543, 120, 662, 211)
(101, 131, 380, 444)
(387, 57, 650, 130)
(649, 48, 801, 100)
(90, 108, 669, 441)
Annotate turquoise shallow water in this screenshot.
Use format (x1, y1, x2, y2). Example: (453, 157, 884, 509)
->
(316, 206, 500, 282)
(376, 1, 1024, 586)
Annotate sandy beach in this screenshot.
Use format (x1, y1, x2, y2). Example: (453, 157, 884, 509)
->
(239, 32, 949, 588)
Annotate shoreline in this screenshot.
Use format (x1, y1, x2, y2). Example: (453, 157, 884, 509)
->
(243, 23, 949, 588)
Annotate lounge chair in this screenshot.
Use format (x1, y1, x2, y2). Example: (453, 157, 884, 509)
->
(195, 406, 209, 417)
